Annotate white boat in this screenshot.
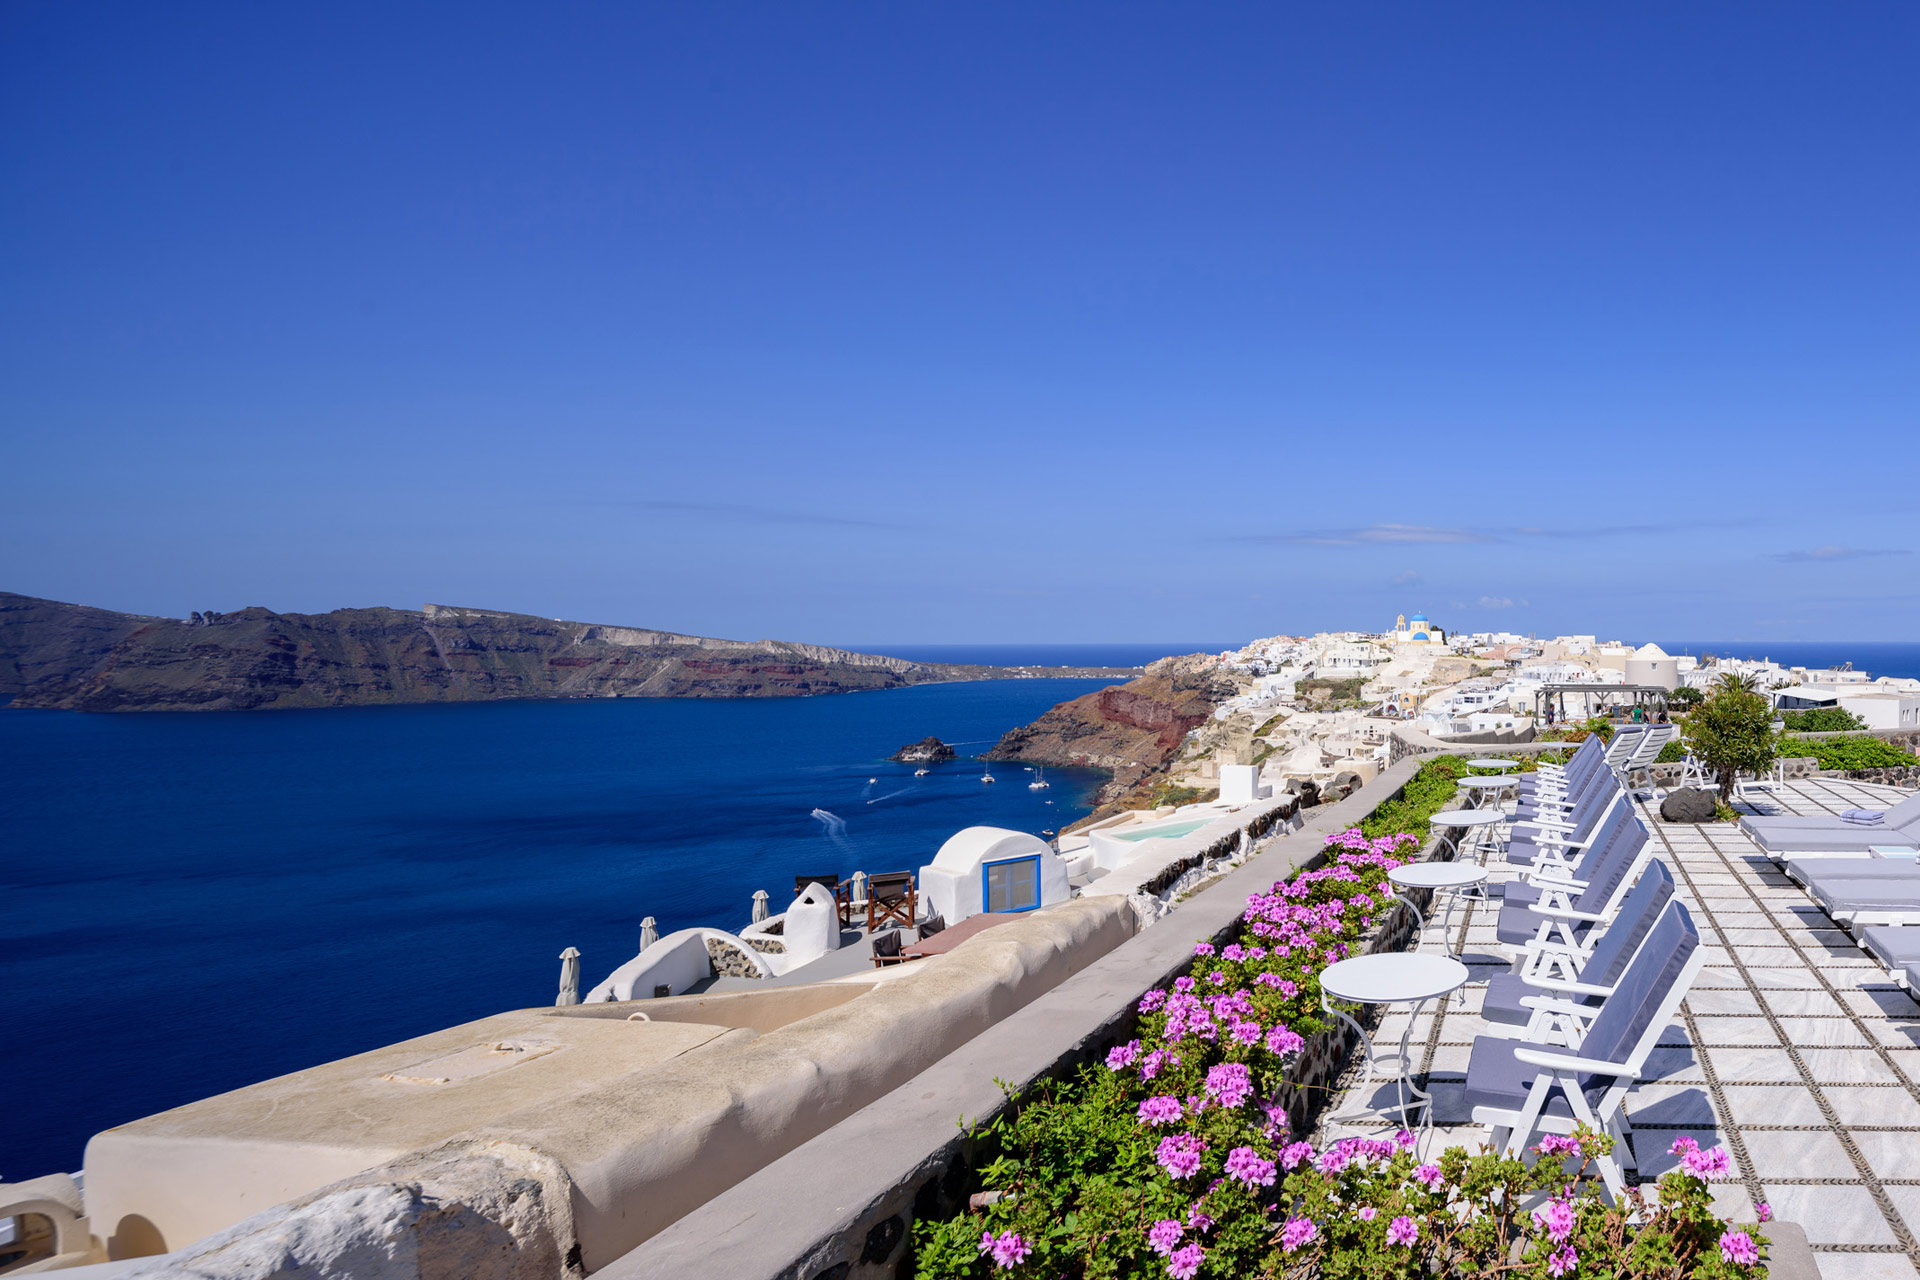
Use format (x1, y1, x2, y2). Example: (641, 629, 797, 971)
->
(980, 766, 995, 783)
(914, 767, 929, 777)
(1028, 768, 1050, 791)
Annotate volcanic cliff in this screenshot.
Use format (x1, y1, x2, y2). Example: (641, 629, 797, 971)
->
(0, 593, 1130, 713)
(985, 653, 1245, 806)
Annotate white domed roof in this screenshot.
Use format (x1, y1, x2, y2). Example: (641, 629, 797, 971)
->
(928, 825, 1051, 873)
(1632, 643, 1671, 659)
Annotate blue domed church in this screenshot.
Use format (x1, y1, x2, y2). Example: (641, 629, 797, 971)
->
(1390, 612, 1447, 646)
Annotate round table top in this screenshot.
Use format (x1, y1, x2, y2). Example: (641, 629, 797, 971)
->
(1468, 758, 1520, 771)
(1320, 952, 1470, 1004)
(1456, 775, 1516, 789)
(1391, 862, 1490, 890)
(1429, 808, 1508, 828)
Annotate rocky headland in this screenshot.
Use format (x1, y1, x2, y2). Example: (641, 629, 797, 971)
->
(0, 593, 1135, 713)
(986, 653, 1249, 824)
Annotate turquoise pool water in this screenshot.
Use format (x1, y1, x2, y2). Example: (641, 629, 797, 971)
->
(1110, 816, 1212, 842)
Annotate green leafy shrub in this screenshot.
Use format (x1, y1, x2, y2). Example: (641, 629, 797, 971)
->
(1781, 707, 1867, 733)
(1151, 783, 1221, 808)
(1657, 740, 1688, 764)
(1785, 735, 1917, 770)
(1683, 676, 1781, 798)
(1357, 756, 1466, 840)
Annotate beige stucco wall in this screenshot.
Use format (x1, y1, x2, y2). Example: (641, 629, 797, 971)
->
(79, 896, 1136, 1274)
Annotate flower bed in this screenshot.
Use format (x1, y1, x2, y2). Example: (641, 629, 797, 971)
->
(910, 822, 1768, 1278)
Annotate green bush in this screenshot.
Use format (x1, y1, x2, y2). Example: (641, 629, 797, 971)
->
(1657, 740, 1688, 764)
(1781, 707, 1868, 733)
(1684, 676, 1782, 797)
(1785, 735, 1917, 770)
(1357, 756, 1466, 840)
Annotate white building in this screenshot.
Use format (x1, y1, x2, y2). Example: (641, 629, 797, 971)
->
(919, 826, 1070, 926)
(1624, 642, 1680, 691)
(1839, 691, 1920, 730)
(1321, 640, 1389, 673)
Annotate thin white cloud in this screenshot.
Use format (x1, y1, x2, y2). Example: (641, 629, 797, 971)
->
(1769, 545, 1910, 563)
(1478, 596, 1515, 609)
(592, 499, 902, 530)
(1239, 524, 1490, 547)
(1227, 517, 1758, 548)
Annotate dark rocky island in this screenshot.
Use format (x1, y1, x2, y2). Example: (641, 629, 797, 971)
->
(888, 736, 956, 762)
(0, 593, 1136, 713)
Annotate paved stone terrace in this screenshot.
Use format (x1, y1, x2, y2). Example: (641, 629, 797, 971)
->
(1317, 776, 1920, 1280)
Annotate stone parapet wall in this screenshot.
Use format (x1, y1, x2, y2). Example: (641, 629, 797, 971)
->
(704, 937, 765, 978)
(1388, 724, 1568, 765)
(1818, 765, 1920, 788)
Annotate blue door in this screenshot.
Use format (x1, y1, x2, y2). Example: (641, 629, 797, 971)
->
(982, 856, 1041, 913)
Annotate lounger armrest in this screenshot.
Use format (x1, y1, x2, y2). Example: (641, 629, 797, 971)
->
(1518, 974, 1613, 997)
(1522, 871, 1591, 890)
(1511, 1046, 1640, 1077)
(1520, 990, 1612, 1013)
(1530, 818, 1578, 833)
(1527, 901, 1606, 923)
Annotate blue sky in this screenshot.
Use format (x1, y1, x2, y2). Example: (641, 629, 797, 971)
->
(3, 4, 1916, 644)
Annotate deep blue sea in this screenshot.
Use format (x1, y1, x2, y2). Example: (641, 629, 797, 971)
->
(1661, 641, 1920, 680)
(0, 675, 1122, 1179)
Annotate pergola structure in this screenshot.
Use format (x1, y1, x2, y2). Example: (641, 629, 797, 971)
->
(1533, 682, 1671, 724)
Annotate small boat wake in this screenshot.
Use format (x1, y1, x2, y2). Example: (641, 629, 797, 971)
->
(810, 808, 853, 850)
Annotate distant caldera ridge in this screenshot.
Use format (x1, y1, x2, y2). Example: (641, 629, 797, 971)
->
(0, 592, 1135, 713)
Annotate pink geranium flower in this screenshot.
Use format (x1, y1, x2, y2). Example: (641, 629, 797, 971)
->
(1156, 1133, 1206, 1180)
(1146, 1218, 1183, 1257)
(1280, 1216, 1318, 1253)
(1223, 1145, 1277, 1187)
(1533, 1200, 1575, 1243)
(977, 1230, 1030, 1269)
(1166, 1242, 1205, 1280)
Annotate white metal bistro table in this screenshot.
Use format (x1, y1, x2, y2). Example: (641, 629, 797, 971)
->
(1455, 775, 1519, 809)
(1428, 808, 1508, 863)
(1320, 952, 1470, 1132)
(1388, 862, 1490, 958)
(1467, 758, 1520, 773)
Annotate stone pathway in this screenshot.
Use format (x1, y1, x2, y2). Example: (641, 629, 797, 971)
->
(1316, 776, 1920, 1280)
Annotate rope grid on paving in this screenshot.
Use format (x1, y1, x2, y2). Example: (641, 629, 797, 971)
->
(1316, 776, 1920, 1267)
(1662, 789, 1920, 1260)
